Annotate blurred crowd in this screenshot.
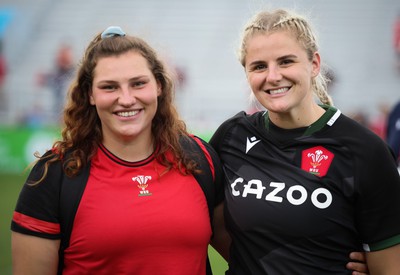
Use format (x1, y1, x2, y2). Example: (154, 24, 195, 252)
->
(0, 7, 399, 164)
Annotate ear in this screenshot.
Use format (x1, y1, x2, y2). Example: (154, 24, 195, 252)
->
(311, 51, 321, 77)
(89, 91, 95, 105)
(156, 81, 162, 96)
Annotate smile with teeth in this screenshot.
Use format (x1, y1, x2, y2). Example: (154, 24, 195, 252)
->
(268, 87, 289, 95)
(116, 110, 140, 117)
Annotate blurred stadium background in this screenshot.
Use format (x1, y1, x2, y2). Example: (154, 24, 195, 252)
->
(1, 0, 399, 274)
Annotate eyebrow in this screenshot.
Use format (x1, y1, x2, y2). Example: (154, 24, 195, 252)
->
(248, 60, 265, 67)
(248, 54, 298, 67)
(96, 75, 149, 84)
(277, 54, 298, 61)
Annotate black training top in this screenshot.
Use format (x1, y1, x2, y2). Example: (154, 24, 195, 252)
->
(210, 106, 400, 274)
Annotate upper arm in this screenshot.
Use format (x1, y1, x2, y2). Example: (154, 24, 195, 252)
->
(12, 232, 60, 275)
(366, 244, 400, 275)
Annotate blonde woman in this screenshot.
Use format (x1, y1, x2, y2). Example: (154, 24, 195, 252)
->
(210, 9, 400, 274)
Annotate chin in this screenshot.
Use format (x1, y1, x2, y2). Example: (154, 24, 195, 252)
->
(267, 104, 290, 114)
(117, 130, 140, 139)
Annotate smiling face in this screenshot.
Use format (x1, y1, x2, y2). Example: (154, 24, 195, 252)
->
(244, 31, 321, 124)
(90, 50, 161, 146)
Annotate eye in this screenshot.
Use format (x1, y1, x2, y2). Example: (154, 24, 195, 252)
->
(100, 84, 117, 91)
(131, 80, 147, 88)
(248, 63, 267, 72)
(280, 58, 294, 66)
(254, 64, 267, 70)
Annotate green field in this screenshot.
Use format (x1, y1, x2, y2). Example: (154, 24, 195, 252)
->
(0, 173, 26, 275)
(0, 172, 227, 275)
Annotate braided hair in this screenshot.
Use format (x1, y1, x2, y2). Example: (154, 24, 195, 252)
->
(238, 9, 333, 106)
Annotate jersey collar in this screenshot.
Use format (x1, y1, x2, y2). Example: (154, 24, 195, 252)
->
(264, 105, 341, 136)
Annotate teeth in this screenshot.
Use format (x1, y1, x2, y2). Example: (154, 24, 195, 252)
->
(269, 87, 289, 95)
(117, 111, 139, 117)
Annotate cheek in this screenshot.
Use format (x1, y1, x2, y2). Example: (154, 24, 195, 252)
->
(141, 89, 160, 105)
(247, 74, 262, 90)
(90, 91, 117, 107)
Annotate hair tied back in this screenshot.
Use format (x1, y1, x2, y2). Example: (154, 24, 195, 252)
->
(101, 26, 126, 39)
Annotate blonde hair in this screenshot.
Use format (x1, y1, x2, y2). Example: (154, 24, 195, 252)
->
(239, 9, 333, 106)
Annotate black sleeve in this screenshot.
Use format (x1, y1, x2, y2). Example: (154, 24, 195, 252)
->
(209, 111, 244, 155)
(356, 138, 400, 250)
(386, 102, 400, 160)
(11, 152, 63, 239)
(198, 138, 225, 206)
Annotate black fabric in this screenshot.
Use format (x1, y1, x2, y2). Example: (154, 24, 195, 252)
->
(180, 135, 224, 275)
(181, 135, 215, 222)
(11, 151, 64, 238)
(57, 162, 91, 275)
(210, 110, 400, 274)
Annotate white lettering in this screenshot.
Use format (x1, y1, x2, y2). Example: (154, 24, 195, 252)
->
(243, 179, 265, 199)
(311, 188, 332, 209)
(287, 185, 308, 205)
(265, 182, 284, 202)
(229, 178, 333, 209)
(231, 178, 243, 197)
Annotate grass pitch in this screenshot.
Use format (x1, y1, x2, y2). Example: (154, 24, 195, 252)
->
(0, 172, 25, 275)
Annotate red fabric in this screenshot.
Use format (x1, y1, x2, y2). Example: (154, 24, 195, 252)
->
(62, 146, 211, 275)
(13, 211, 60, 234)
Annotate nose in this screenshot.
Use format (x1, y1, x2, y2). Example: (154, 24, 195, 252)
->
(266, 65, 282, 83)
(118, 86, 136, 106)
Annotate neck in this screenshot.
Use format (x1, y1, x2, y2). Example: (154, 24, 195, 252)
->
(268, 104, 325, 129)
(102, 136, 155, 162)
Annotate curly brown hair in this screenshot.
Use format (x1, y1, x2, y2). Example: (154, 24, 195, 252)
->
(32, 29, 197, 184)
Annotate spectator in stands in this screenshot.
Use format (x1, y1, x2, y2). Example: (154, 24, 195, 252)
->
(368, 102, 389, 140)
(37, 43, 75, 123)
(0, 39, 7, 112)
(394, 11, 400, 71)
(386, 100, 400, 164)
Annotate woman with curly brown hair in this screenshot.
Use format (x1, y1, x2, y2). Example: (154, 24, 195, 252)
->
(11, 26, 224, 275)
